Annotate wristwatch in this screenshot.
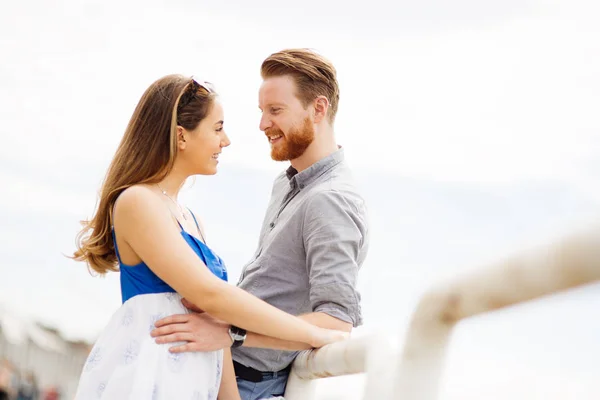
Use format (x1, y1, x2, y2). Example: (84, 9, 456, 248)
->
(228, 325, 247, 348)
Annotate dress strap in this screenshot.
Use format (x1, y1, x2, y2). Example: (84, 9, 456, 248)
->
(165, 206, 185, 231)
(111, 229, 123, 264)
(111, 199, 123, 264)
(187, 208, 206, 244)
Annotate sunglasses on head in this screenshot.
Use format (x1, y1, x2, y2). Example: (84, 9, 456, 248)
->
(177, 77, 215, 111)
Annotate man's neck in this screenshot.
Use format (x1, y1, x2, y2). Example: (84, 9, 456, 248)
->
(290, 137, 338, 172)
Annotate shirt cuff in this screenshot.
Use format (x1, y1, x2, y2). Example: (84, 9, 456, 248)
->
(311, 283, 363, 327)
(314, 303, 363, 327)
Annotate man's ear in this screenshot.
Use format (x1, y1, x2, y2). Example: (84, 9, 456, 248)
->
(313, 96, 330, 124)
(177, 126, 187, 150)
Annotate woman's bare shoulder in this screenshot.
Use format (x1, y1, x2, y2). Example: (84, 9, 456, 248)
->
(117, 184, 156, 207)
(114, 185, 166, 224)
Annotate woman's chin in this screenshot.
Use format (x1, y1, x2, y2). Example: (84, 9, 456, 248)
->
(206, 166, 219, 175)
(195, 167, 218, 176)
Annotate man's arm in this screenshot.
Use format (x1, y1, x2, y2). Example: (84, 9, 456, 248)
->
(302, 190, 367, 327)
(298, 312, 352, 332)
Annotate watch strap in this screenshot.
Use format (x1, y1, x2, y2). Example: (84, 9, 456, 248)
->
(229, 325, 247, 348)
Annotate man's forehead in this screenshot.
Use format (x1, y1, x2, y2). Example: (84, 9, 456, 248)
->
(259, 76, 298, 104)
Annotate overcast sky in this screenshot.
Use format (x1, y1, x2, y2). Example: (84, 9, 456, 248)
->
(1, 0, 600, 398)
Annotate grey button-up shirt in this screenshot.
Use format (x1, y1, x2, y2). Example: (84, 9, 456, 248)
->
(232, 148, 370, 372)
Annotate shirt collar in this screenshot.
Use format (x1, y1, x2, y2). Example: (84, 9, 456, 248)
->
(286, 147, 344, 189)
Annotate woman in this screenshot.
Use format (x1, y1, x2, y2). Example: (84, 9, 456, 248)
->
(72, 75, 345, 399)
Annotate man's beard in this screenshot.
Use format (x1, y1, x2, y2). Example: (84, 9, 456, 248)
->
(267, 117, 315, 161)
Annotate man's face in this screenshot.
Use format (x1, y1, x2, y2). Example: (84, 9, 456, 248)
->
(259, 76, 315, 161)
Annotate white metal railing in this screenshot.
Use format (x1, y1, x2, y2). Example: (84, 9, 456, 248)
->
(285, 225, 600, 400)
(285, 333, 395, 400)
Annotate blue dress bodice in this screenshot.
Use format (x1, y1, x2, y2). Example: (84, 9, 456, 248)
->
(115, 229, 228, 303)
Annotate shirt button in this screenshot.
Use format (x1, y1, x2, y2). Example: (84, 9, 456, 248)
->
(299, 184, 305, 189)
(269, 222, 275, 229)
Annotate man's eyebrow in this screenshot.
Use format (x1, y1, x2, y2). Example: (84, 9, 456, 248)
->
(259, 103, 285, 110)
(214, 120, 224, 126)
(258, 103, 286, 111)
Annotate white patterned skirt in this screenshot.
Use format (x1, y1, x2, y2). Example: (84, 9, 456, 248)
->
(74, 292, 223, 400)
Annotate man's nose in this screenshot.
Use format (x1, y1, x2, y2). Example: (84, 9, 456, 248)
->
(259, 114, 271, 132)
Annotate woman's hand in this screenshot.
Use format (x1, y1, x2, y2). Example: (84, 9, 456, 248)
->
(310, 327, 350, 348)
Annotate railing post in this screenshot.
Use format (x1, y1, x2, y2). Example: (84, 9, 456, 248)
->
(393, 307, 453, 400)
(361, 333, 396, 399)
(284, 367, 318, 400)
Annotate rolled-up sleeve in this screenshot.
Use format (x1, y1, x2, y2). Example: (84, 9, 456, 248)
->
(303, 190, 368, 327)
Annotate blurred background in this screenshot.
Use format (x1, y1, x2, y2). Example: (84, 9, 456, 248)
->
(1, 0, 599, 398)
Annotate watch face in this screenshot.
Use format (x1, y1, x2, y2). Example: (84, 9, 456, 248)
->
(229, 327, 246, 343)
(229, 328, 245, 348)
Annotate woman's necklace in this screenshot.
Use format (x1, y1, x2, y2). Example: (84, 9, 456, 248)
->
(156, 183, 188, 220)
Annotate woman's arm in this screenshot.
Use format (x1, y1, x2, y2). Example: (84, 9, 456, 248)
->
(218, 349, 241, 400)
(152, 311, 312, 351)
(116, 186, 343, 348)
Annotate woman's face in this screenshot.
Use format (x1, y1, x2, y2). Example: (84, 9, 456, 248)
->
(179, 100, 230, 175)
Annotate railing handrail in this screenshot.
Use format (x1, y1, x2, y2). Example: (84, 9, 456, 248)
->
(285, 334, 394, 400)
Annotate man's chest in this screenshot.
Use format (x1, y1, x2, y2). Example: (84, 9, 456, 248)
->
(239, 186, 311, 285)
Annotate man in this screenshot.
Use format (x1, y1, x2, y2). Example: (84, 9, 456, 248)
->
(153, 48, 369, 400)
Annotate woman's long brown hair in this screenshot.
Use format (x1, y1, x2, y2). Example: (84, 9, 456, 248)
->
(72, 75, 215, 274)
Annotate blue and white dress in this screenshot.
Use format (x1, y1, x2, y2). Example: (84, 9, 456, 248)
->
(75, 215, 229, 400)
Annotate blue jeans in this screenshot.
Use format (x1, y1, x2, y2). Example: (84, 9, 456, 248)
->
(236, 369, 289, 400)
